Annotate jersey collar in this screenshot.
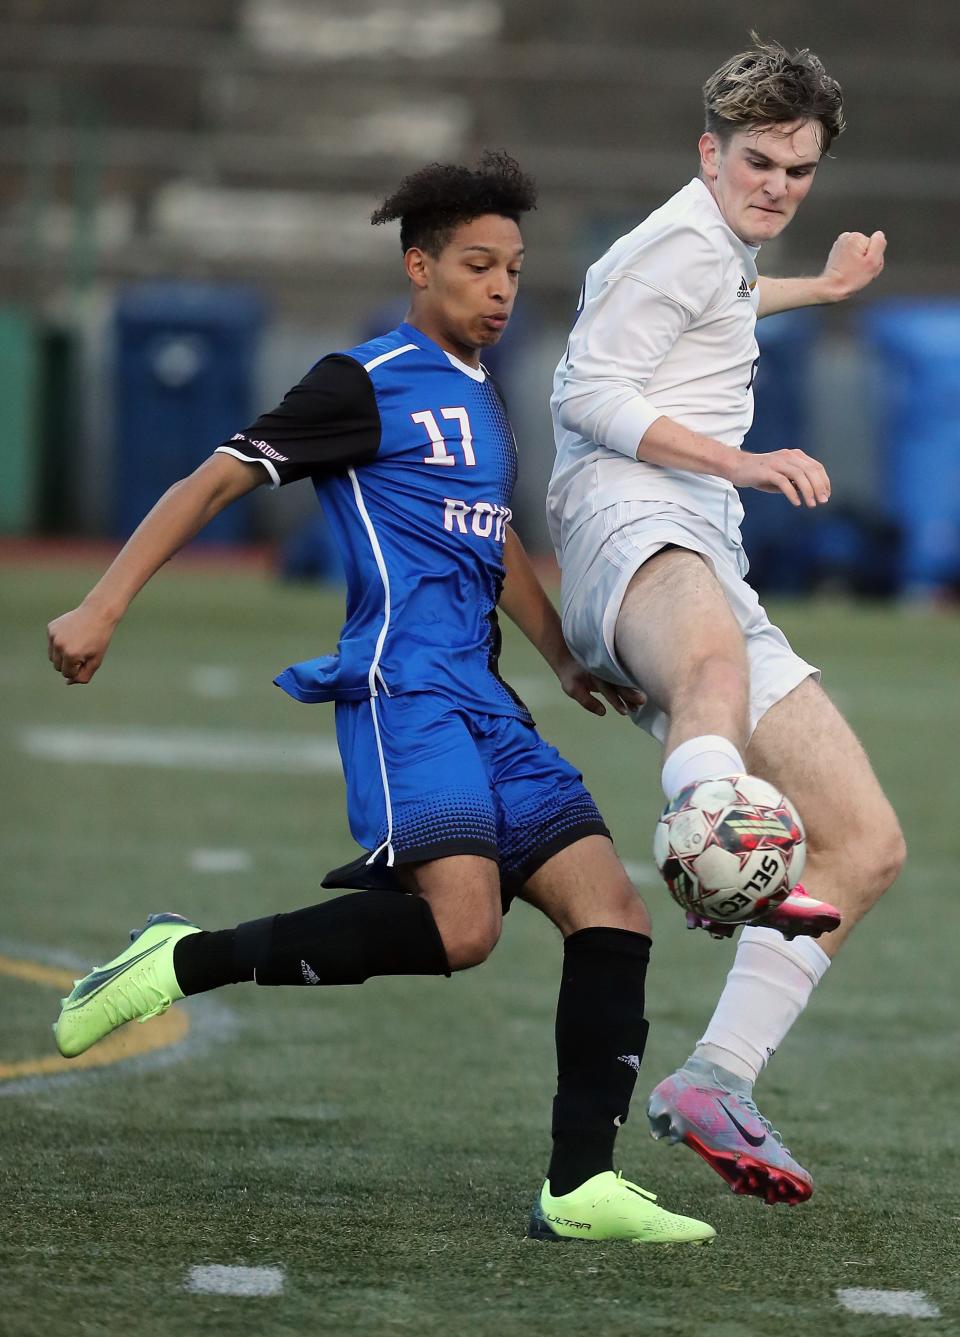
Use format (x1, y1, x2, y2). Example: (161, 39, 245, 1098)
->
(399, 323, 487, 382)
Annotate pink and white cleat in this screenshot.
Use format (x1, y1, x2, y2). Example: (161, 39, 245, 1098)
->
(647, 1058, 813, 1206)
(685, 882, 841, 942)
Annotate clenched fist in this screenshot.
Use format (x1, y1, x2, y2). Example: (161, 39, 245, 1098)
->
(47, 603, 118, 684)
(821, 230, 886, 302)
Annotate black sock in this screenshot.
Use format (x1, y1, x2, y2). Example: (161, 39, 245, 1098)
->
(547, 926, 651, 1196)
(172, 891, 450, 996)
(173, 927, 239, 995)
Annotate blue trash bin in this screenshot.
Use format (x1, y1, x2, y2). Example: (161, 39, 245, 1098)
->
(114, 283, 266, 543)
(861, 301, 960, 595)
(739, 310, 819, 592)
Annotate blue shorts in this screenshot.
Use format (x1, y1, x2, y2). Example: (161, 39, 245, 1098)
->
(322, 692, 609, 905)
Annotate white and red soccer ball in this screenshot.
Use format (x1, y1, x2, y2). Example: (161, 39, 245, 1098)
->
(653, 774, 806, 924)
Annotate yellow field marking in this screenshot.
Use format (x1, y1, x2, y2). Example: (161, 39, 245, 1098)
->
(0, 953, 189, 1081)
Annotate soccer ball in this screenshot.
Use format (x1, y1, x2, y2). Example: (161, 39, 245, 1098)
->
(653, 774, 806, 924)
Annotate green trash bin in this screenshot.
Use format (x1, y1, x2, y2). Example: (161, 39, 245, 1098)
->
(0, 308, 40, 535)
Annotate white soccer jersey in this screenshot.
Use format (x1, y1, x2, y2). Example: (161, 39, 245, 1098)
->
(548, 177, 761, 552)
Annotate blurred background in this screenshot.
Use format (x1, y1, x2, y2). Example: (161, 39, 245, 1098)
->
(2, 0, 959, 597)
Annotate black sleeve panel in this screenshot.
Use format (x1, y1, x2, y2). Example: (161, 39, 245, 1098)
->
(216, 354, 381, 485)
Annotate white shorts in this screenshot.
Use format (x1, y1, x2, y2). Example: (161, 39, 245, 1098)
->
(559, 500, 819, 743)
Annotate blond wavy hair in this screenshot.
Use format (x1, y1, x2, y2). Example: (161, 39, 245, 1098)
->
(703, 34, 845, 153)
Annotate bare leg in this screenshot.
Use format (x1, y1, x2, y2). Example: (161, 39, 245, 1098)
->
(397, 855, 503, 970)
(746, 676, 906, 955)
(614, 548, 749, 756)
(648, 678, 907, 1203)
(695, 678, 905, 1079)
(520, 834, 651, 936)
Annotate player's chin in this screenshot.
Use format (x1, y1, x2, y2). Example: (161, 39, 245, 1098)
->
(476, 318, 509, 345)
(747, 209, 792, 242)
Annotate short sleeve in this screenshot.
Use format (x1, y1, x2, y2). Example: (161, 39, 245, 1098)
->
(215, 354, 381, 487)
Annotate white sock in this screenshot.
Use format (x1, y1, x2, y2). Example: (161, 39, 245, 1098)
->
(661, 734, 746, 800)
(693, 926, 831, 1084)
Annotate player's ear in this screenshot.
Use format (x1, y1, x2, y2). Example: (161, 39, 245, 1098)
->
(699, 132, 721, 181)
(404, 247, 430, 289)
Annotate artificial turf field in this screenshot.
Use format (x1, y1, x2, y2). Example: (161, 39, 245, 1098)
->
(3, 558, 959, 1337)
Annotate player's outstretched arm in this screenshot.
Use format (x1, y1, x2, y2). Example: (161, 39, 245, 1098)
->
(637, 415, 832, 509)
(47, 453, 266, 685)
(757, 229, 886, 318)
(499, 526, 644, 717)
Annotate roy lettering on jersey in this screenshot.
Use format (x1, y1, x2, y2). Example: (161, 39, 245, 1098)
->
(443, 497, 512, 542)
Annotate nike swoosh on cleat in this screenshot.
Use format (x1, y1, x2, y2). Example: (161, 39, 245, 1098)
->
(65, 938, 170, 1005)
(717, 1099, 767, 1147)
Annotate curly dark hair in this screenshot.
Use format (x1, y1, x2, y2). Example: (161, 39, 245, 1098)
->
(703, 33, 845, 153)
(371, 150, 537, 256)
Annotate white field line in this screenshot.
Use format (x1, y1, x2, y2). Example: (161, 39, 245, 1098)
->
(189, 848, 253, 874)
(20, 726, 340, 774)
(836, 1289, 941, 1319)
(623, 860, 657, 884)
(185, 1265, 285, 1297)
(187, 666, 241, 699)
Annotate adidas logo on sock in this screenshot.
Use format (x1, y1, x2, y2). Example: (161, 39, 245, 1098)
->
(617, 1053, 641, 1073)
(300, 960, 321, 985)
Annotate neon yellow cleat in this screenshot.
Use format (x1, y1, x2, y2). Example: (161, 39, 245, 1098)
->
(54, 913, 200, 1058)
(527, 1170, 716, 1244)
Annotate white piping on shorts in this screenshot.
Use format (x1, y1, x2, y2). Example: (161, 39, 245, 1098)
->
(347, 465, 395, 867)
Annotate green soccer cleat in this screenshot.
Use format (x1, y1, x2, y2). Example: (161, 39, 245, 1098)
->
(527, 1170, 716, 1244)
(54, 912, 200, 1058)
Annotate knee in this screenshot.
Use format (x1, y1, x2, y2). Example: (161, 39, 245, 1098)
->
(668, 651, 746, 717)
(413, 857, 503, 973)
(601, 883, 652, 936)
(691, 653, 746, 700)
(440, 912, 502, 972)
(846, 804, 906, 898)
(870, 818, 907, 895)
(818, 808, 906, 905)
(560, 879, 652, 938)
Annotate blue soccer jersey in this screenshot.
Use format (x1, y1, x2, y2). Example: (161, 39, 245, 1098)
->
(217, 320, 609, 886)
(216, 323, 529, 720)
